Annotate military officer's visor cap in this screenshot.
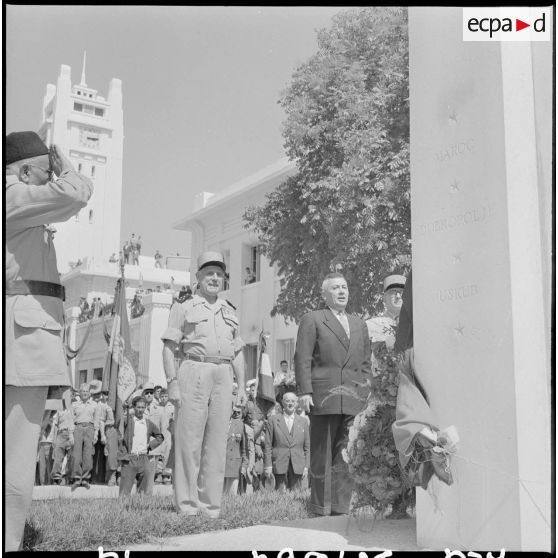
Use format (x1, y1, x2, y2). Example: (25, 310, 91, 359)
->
(197, 251, 226, 273)
(6, 131, 49, 165)
(384, 274, 406, 292)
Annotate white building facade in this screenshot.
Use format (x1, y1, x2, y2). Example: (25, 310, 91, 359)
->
(173, 158, 299, 380)
(38, 57, 123, 274)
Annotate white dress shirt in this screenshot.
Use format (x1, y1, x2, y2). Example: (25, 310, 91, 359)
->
(284, 413, 295, 433)
(131, 416, 148, 454)
(328, 306, 350, 338)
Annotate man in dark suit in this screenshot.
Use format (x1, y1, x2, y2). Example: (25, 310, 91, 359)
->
(295, 272, 372, 515)
(117, 396, 164, 497)
(264, 392, 310, 491)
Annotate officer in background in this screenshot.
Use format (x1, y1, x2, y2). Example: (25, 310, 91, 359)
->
(5, 131, 93, 550)
(161, 251, 247, 519)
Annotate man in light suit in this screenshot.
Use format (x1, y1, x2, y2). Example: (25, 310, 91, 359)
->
(264, 392, 310, 491)
(295, 272, 372, 515)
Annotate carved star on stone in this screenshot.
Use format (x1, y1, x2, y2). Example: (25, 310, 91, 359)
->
(452, 252, 463, 264)
(454, 324, 465, 336)
(448, 109, 458, 126)
(449, 180, 460, 193)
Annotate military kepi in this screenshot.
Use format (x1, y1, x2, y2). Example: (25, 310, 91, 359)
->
(384, 274, 406, 292)
(197, 251, 226, 272)
(6, 131, 49, 165)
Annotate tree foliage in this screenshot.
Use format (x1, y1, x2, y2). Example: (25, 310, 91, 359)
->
(244, 7, 410, 322)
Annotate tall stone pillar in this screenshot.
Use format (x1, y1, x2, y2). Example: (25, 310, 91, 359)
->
(138, 292, 174, 388)
(409, 7, 551, 551)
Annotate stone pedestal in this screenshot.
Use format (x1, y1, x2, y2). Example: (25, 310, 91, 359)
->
(409, 7, 551, 551)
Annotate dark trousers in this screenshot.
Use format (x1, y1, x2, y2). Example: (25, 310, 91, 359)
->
(72, 423, 94, 481)
(51, 431, 73, 482)
(275, 459, 302, 492)
(37, 443, 53, 485)
(309, 414, 354, 515)
(119, 455, 156, 496)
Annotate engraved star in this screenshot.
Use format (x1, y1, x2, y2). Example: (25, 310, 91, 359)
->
(454, 325, 465, 336)
(448, 109, 458, 126)
(452, 252, 463, 264)
(449, 180, 460, 193)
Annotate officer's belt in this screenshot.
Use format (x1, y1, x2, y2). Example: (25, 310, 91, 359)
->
(6, 280, 65, 301)
(184, 353, 232, 365)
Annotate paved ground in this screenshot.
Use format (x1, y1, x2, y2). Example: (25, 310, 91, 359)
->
(32, 486, 424, 551)
(125, 516, 422, 552)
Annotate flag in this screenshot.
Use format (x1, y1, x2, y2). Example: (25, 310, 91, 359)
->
(102, 277, 136, 426)
(256, 330, 276, 416)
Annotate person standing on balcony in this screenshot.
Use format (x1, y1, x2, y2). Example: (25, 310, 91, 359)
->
(162, 251, 246, 518)
(5, 132, 93, 550)
(154, 250, 163, 268)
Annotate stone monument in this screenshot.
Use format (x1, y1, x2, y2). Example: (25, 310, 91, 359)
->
(409, 7, 552, 551)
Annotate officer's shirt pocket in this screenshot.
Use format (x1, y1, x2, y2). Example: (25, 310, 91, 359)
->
(221, 310, 239, 340)
(184, 309, 210, 339)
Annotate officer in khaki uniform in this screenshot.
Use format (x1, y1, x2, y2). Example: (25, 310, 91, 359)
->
(5, 131, 93, 550)
(162, 252, 247, 518)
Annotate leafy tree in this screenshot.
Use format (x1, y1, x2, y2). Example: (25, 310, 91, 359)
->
(244, 7, 410, 322)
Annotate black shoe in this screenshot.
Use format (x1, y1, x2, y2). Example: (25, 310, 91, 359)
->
(71, 480, 81, 491)
(81, 480, 90, 489)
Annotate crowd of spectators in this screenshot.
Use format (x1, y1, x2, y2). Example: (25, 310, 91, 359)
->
(34, 380, 176, 491)
(222, 363, 310, 496)
(35, 362, 303, 495)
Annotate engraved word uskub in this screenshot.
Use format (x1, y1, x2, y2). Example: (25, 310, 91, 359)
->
(438, 284, 479, 303)
(418, 206, 494, 235)
(435, 139, 475, 162)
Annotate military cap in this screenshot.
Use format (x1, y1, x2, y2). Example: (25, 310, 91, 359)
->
(197, 251, 226, 272)
(142, 381, 155, 392)
(6, 131, 49, 165)
(383, 274, 406, 292)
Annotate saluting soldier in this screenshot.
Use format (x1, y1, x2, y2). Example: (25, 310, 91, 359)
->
(162, 251, 247, 518)
(5, 132, 93, 550)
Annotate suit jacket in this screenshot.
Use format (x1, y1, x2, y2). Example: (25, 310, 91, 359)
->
(294, 308, 372, 416)
(117, 414, 163, 462)
(264, 413, 310, 475)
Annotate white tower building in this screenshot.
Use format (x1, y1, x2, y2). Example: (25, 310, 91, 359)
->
(38, 54, 124, 274)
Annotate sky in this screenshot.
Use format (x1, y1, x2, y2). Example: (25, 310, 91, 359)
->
(6, 5, 345, 261)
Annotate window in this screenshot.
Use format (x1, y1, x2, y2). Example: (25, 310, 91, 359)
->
(243, 344, 258, 382)
(79, 369, 87, 386)
(78, 163, 82, 172)
(91, 165, 95, 178)
(222, 249, 231, 290)
(84, 104, 94, 115)
(89, 209, 93, 223)
(93, 368, 103, 382)
(242, 244, 261, 285)
(74, 102, 83, 112)
(94, 107, 104, 117)
(277, 339, 295, 370)
(77, 91, 81, 96)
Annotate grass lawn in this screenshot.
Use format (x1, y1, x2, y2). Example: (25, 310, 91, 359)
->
(24, 488, 312, 551)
